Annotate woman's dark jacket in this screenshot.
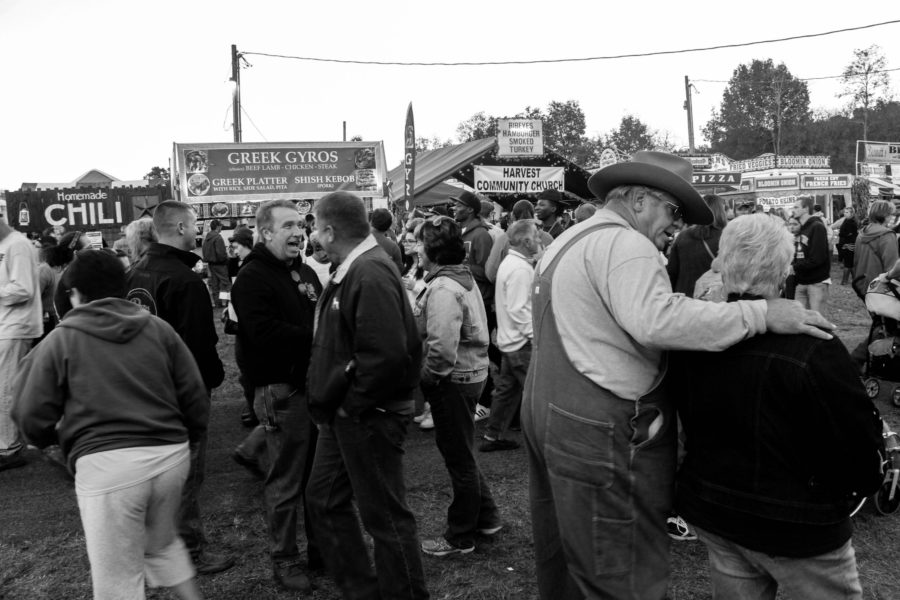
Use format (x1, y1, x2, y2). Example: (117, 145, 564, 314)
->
(667, 225, 722, 296)
(670, 304, 883, 557)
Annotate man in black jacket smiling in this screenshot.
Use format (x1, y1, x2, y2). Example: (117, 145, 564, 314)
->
(125, 200, 231, 576)
(306, 191, 428, 600)
(230, 200, 322, 593)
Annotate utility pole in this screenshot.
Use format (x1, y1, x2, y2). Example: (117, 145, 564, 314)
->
(683, 75, 695, 153)
(231, 44, 242, 143)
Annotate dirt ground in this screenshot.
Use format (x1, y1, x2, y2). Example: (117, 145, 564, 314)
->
(2, 261, 899, 599)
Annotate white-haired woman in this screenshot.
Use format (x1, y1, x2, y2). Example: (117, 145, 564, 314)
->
(669, 214, 884, 599)
(124, 217, 157, 266)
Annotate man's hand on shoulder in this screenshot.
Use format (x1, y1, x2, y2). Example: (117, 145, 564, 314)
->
(765, 298, 835, 340)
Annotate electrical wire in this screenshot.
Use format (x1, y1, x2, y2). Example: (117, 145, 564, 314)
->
(240, 106, 268, 142)
(239, 19, 900, 67)
(222, 104, 233, 132)
(694, 66, 900, 84)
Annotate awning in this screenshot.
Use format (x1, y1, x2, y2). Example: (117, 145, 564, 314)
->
(868, 177, 900, 197)
(387, 137, 593, 208)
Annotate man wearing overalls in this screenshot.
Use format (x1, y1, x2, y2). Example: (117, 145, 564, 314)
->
(522, 151, 836, 600)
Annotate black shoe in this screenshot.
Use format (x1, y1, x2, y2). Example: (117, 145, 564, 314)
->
(0, 453, 25, 473)
(231, 450, 265, 480)
(191, 550, 235, 575)
(240, 407, 259, 428)
(42, 446, 73, 482)
(274, 561, 313, 592)
(479, 437, 520, 452)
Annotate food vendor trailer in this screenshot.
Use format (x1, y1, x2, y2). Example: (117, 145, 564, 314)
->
(172, 141, 390, 221)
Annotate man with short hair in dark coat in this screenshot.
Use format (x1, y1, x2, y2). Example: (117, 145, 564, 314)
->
(125, 200, 232, 576)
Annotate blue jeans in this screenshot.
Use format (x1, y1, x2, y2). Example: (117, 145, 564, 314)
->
(795, 281, 830, 316)
(306, 411, 428, 600)
(693, 525, 862, 600)
(424, 379, 500, 548)
(485, 344, 531, 440)
(249, 384, 318, 564)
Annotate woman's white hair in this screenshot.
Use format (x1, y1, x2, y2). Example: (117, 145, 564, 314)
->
(719, 214, 794, 298)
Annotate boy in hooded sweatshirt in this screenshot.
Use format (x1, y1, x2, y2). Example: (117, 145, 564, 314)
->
(852, 200, 899, 298)
(12, 249, 208, 600)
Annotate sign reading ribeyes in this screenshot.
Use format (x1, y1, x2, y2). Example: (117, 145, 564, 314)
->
(692, 172, 742, 186)
(497, 119, 543, 157)
(474, 166, 563, 194)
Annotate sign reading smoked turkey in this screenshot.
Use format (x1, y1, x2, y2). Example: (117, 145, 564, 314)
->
(173, 141, 388, 203)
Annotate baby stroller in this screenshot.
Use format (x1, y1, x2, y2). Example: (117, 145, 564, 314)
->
(861, 274, 900, 406)
(851, 421, 900, 516)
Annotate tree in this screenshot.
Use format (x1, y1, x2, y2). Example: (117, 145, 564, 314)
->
(415, 136, 454, 153)
(704, 59, 810, 159)
(144, 166, 170, 184)
(839, 45, 893, 140)
(604, 115, 657, 155)
(456, 111, 498, 142)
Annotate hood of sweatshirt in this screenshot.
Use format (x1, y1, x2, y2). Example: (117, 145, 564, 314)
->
(858, 223, 895, 245)
(58, 297, 151, 343)
(425, 264, 475, 291)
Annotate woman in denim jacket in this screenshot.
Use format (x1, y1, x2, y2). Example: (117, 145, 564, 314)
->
(413, 216, 502, 557)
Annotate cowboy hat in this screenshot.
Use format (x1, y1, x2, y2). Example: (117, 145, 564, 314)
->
(588, 151, 711, 225)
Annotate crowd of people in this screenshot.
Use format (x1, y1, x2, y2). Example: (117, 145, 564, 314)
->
(0, 150, 893, 600)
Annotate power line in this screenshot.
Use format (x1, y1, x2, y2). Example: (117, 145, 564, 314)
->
(694, 66, 900, 84)
(240, 106, 268, 142)
(240, 19, 900, 67)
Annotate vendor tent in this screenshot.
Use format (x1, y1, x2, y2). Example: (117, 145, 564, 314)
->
(388, 138, 593, 208)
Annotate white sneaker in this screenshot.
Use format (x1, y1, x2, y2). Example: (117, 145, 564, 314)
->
(666, 515, 697, 541)
(413, 403, 431, 424)
(419, 413, 434, 430)
(474, 404, 491, 422)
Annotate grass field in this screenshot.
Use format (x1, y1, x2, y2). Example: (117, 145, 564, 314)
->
(2, 262, 899, 599)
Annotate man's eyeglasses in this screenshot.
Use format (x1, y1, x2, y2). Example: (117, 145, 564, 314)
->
(662, 200, 683, 221)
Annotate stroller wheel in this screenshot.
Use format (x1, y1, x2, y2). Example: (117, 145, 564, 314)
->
(893, 388, 900, 407)
(874, 478, 900, 515)
(864, 378, 880, 399)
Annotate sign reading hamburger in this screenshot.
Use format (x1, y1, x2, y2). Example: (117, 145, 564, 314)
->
(172, 141, 388, 203)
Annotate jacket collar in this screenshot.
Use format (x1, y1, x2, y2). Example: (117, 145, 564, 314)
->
(332, 235, 378, 285)
(147, 242, 200, 268)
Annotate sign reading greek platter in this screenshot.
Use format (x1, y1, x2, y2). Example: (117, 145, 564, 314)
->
(497, 119, 543, 158)
(173, 142, 388, 202)
(692, 172, 742, 185)
(474, 166, 563, 194)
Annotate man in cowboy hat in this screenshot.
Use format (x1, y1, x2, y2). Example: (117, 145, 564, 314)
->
(534, 189, 569, 239)
(521, 151, 835, 600)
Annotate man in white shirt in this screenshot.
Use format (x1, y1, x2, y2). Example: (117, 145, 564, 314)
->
(0, 216, 41, 472)
(480, 220, 541, 452)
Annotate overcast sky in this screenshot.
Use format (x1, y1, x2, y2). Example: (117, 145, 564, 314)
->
(1, 0, 898, 191)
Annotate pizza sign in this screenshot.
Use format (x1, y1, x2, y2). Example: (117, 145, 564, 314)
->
(692, 172, 742, 186)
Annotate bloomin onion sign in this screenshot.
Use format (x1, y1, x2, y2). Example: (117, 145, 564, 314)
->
(173, 142, 387, 203)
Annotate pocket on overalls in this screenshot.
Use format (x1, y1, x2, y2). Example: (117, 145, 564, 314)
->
(544, 403, 633, 577)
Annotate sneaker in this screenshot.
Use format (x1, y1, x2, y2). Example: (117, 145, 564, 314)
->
(231, 450, 265, 480)
(273, 560, 313, 592)
(666, 516, 697, 541)
(477, 523, 503, 535)
(42, 446, 73, 481)
(419, 413, 435, 430)
(421, 537, 474, 557)
(0, 453, 25, 473)
(414, 403, 431, 424)
(479, 437, 520, 452)
(474, 404, 491, 422)
(191, 550, 236, 575)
